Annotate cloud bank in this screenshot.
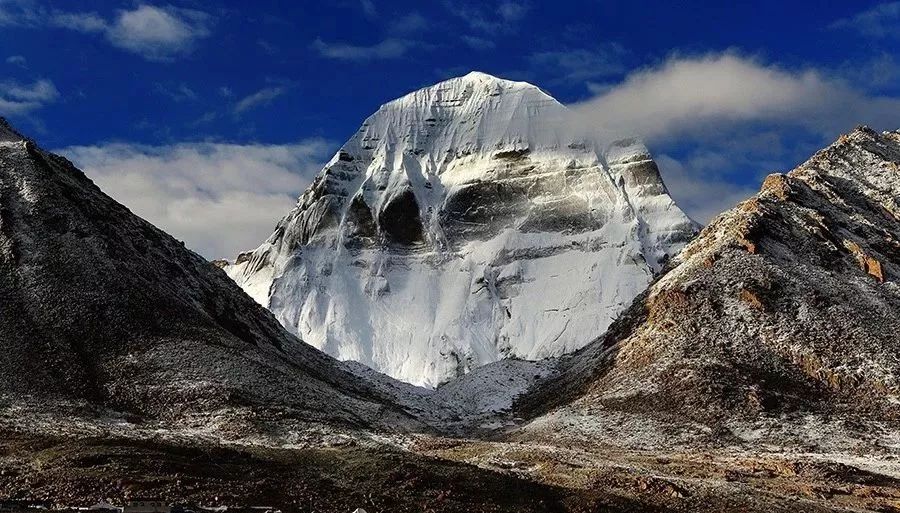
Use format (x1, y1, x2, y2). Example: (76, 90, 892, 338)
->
(571, 52, 900, 143)
(567, 52, 900, 223)
(60, 140, 333, 259)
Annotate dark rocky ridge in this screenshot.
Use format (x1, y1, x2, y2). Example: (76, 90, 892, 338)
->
(0, 118, 418, 431)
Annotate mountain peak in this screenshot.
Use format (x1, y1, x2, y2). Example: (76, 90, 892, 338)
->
(794, 126, 900, 189)
(456, 70, 534, 88)
(460, 70, 504, 81)
(225, 74, 697, 386)
(0, 117, 26, 143)
(343, 71, 570, 170)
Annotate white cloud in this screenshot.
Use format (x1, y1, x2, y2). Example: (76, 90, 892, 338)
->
(830, 2, 900, 39)
(0, 2, 210, 60)
(105, 5, 210, 61)
(59, 140, 334, 259)
(233, 86, 288, 114)
(44, 4, 211, 61)
(0, 78, 59, 115)
(571, 52, 900, 144)
(312, 38, 410, 60)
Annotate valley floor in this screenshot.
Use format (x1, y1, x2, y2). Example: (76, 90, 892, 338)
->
(0, 430, 572, 513)
(3, 426, 900, 513)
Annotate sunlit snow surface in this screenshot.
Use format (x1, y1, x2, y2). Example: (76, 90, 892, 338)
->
(227, 72, 697, 387)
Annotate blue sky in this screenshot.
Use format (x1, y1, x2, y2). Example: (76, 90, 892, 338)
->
(1, 0, 899, 257)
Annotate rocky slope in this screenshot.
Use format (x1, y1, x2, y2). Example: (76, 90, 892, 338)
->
(225, 72, 698, 387)
(0, 118, 419, 433)
(515, 126, 900, 446)
(3, 118, 900, 513)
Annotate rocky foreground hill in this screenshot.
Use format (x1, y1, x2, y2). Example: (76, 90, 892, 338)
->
(0, 117, 421, 433)
(2, 119, 900, 511)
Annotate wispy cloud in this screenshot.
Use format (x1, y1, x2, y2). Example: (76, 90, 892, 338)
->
(5, 55, 27, 67)
(154, 82, 198, 102)
(0, 0, 41, 27)
(530, 44, 628, 82)
(4, 3, 212, 62)
(50, 11, 106, 33)
(0, 78, 59, 116)
(257, 39, 278, 55)
(360, 0, 376, 18)
(233, 86, 288, 114)
(830, 2, 900, 39)
(443, 0, 530, 33)
(497, 1, 529, 24)
(838, 53, 900, 91)
(312, 37, 410, 60)
(461, 35, 495, 50)
(390, 12, 427, 33)
(59, 139, 334, 258)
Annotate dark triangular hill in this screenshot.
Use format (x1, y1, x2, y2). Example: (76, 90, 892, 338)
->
(518, 127, 900, 429)
(0, 118, 418, 431)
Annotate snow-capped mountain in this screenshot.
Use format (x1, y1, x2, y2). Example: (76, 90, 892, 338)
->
(226, 72, 698, 387)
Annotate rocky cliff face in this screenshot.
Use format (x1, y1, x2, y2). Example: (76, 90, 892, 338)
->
(518, 127, 900, 435)
(0, 118, 418, 432)
(225, 72, 698, 387)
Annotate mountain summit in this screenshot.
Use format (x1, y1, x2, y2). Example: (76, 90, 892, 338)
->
(0, 118, 26, 143)
(225, 73, 698, 386)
